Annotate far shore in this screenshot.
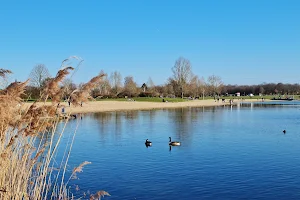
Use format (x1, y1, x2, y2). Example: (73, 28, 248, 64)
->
(23, 98, 267, 114)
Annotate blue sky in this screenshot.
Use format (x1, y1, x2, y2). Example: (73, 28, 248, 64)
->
(0, 0, 299, 86)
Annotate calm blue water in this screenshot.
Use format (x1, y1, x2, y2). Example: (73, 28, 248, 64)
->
(56, 102, 300, 199)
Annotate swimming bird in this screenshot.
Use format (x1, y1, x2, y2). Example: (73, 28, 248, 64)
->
(145, 139, 152, 146)
(283, 130, 286, 134)
(169, 137, 181, 146)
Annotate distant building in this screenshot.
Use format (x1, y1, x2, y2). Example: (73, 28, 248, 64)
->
(236, 92, 240, 97)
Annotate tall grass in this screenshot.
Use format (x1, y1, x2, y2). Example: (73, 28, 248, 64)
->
(0, 64, 109, 199)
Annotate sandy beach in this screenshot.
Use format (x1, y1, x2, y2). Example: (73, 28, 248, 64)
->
(23, 99, 266, 114)
(66, 100, 228, 114)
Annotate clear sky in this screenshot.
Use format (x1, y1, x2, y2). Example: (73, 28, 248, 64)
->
(0, 0, 299, 86)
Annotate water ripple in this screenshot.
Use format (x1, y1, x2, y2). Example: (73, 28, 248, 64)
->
(55, 105, 300, 199)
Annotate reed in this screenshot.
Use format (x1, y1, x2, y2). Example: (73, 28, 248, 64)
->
(70, 73, 106, 106)
(0, 64, 109, 199)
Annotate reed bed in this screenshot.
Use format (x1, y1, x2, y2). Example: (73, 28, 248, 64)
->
(0, 63, 109, 199)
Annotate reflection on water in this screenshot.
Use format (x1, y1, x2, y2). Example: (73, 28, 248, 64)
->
(55, 103, 300, 199)
(168, 145, 180, 152)
(168, 108, 193, 141)
(240, 100, 300, 108)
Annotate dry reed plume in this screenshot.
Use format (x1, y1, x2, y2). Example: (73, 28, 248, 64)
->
(0, 62, 109, 199)
(70, 73, 106, 106)
(0, 69, 12, 78)
(43, 66, 74, 103)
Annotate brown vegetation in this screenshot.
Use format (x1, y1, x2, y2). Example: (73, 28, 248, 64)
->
(70, 73, 106, 106)
(0, 64, 108, 199)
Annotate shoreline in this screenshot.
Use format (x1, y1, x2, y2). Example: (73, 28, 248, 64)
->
(67, 100, 227, 114)
(24, 99, 267, 114)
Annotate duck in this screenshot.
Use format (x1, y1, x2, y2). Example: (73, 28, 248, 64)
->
(145, 139, 152, 146)
(283, 130, 286, 134)
(169, 137, 180, 146)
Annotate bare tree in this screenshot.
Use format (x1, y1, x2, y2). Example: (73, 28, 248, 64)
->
(29, 64, 51, 88)
(0, 69, 12, 78)
(0, 69, 12, 89)
(259, 86, 265, 95)
(187, 75, 207, 99)
(188, 74, 199, 98)
(147, 77, 155, 89)
(198, 77, 207, 100)
(62, 78, 77, 98)
(124, 76, 138, 97)
(92, 79, 111, 98)
(167, 78, 180, 97)
(98, 73, 111, 96)
(166, 84, 174, 97)
(109, 71, 122, 96)
(147, 77, 157, 95)
(171, 57, 192, 98)
(207, 75, 223, 96)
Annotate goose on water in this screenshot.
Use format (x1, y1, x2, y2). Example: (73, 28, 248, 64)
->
(169, 137, 180, 146)
(145, 139, 152, 146)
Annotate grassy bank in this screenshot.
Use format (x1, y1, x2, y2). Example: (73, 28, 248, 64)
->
(96, 97, 187, 102)
(24, 95, 300, 106)
(95, 95, 299, 102)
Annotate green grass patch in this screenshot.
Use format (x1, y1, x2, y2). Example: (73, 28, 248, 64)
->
(202, 95, 288, 100)
(134, 97, 187, 102)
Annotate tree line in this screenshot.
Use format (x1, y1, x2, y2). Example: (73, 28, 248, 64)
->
(24, 58, 300, 100)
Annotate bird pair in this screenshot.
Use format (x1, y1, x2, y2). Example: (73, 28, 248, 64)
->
(145, 137, 181, 146)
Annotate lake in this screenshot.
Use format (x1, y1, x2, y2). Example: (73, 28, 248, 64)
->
(56, 101, 300, 199)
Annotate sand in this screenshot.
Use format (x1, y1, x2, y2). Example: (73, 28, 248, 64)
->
(65, 100, 228, 114)
(27, 98, 267, 114)
(23, 98, 266, 114)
